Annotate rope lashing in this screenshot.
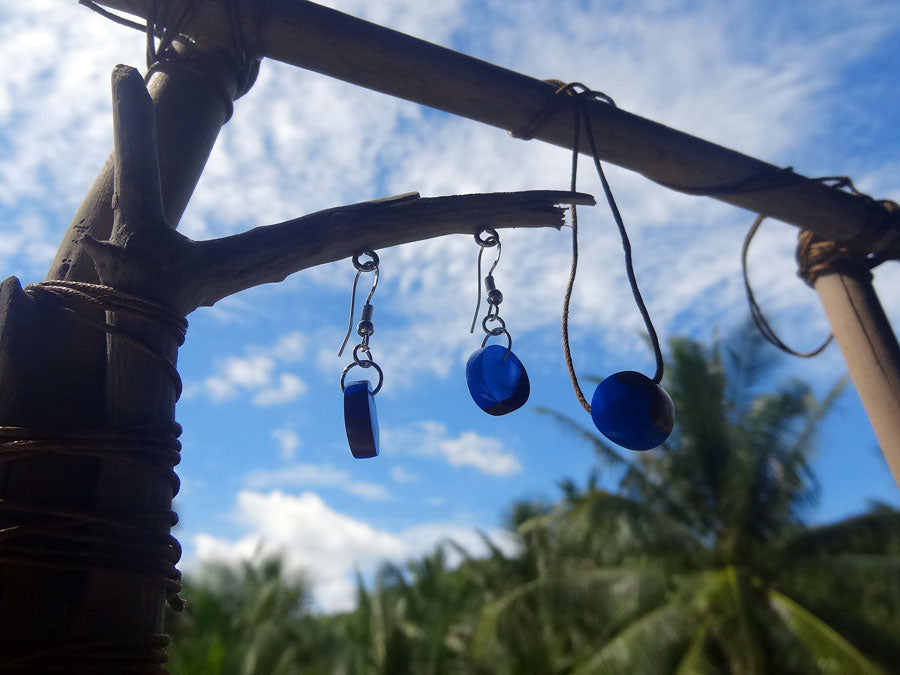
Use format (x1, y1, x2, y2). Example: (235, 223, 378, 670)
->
(25, 281, 186, 400)
(0, 281, 189, 668)
(0, 423, 184, 671)
(80, 0, 262, 121)
(743, 179, 898, 358)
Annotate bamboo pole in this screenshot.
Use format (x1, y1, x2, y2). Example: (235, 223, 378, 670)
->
(90, 0, 900, 255)
(813, 272, 900, 485)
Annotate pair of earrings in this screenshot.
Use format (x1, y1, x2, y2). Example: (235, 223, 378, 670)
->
(336, 232, 531, 461)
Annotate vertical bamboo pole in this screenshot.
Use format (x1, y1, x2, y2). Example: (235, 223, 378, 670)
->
(813, 272, 900, 486)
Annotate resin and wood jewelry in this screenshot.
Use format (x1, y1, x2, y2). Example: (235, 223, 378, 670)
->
(339, 250, 384, 458)
(466, 228, 530, 415)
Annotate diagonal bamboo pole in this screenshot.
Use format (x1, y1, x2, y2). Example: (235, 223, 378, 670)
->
(89, 0, 900, 254)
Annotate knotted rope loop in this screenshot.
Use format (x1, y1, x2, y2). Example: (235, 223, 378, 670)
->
(796, 229, 874, 287)
(81, 0, 261, 121)
(511, 80, 616, 141)
(742, 177, 897, 358)
(742, 216, 833, 358)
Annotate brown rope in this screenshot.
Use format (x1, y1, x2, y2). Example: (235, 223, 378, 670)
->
(24, 281, 186, 400)
(516, 82, 899, 365)
(742, 215, 833, 358)
(516, 82, 665, 413)
(0, 423, 184, 670)
(0, 423, 184, 609)
(0, 282, 189, 668)
(742, 179, 897, 358)
(0, 633, 170, 672)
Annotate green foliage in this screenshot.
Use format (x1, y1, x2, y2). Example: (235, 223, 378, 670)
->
(167, 323, 900, 674)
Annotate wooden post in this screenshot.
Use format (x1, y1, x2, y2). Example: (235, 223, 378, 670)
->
(813, 272, 900, 484)
(0, 35, 248, 670)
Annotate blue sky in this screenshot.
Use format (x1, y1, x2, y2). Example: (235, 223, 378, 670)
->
(2, 0, 899, 610)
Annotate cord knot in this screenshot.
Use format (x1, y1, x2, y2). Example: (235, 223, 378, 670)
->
(796, 230, 873, 287)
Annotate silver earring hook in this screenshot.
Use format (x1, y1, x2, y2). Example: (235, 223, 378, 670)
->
(469, 227, 501, 333)
(339, 250, 379, 357)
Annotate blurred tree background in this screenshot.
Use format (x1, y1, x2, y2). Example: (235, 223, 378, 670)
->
(166, 325, 900, 674)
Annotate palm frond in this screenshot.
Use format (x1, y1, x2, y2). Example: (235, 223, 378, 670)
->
(570, 599, 694, 675)
(767, 589, 887, 674)
(672, 623, 718, 675)
(724, 318, 782, 416)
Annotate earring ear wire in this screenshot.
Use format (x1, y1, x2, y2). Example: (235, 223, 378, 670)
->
(339, 249, 383, 459)
(465, 227, 530, 416)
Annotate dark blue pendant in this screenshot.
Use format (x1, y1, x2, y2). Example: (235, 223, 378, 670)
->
(466, 344, 530, 415)
(344, 380, 379, 459)
(590, 371, 674, 451)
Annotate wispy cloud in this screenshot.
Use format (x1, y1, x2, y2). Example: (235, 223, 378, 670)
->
(384, 421, 523, 476)
(271, 425, 300, 460)
(390, 465, 419, 483)
(187, 331, 308, 405)
(244, 464, 390, 502)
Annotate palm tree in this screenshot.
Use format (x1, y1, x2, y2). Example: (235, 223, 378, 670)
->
(166, 554, 330, 674)
(476, 322, 900, 674)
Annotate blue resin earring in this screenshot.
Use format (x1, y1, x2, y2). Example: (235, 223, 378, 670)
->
(554, 83, 674, 450)
(338, 250, 384, 459)
(465, 227, 530, 415)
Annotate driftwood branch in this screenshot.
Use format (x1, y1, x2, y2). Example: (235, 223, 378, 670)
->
(188, 189, 594, 311)
(80, 67, 594, 315)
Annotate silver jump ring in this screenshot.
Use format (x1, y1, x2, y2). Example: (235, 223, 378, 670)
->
(352, 249, 379, 272)
(475, 226, 499, 248)
(340, 360, 384, 395)
(482, 314, 506, 334)
(352, 343, 372, 365)
(481, 328, 513, 353)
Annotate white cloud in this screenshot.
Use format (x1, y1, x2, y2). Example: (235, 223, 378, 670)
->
(191, 332, 308, 405)
(390, 465, 419, 483)
(252, 373, 307, 406)
(271, 425, 300, 460)
(188, 489, 517, 611)
(244, 464, 390, 502)
(384, 421, 523, 476)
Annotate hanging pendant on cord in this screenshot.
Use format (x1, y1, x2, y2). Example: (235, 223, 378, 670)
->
(553, 83, 674, 450)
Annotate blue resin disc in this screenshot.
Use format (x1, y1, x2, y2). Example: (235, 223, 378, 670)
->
(590, 371, 674, 451)
(466, 344, 530, 415)
(344, 380, 379, 459)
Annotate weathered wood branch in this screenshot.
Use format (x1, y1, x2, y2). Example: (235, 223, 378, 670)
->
(48, 37, 244, 284)
(78, 67, 594, 318)
(188, 190, 594, 311)
(90, 188, 594, 315)
(91, 0, 900, 256)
